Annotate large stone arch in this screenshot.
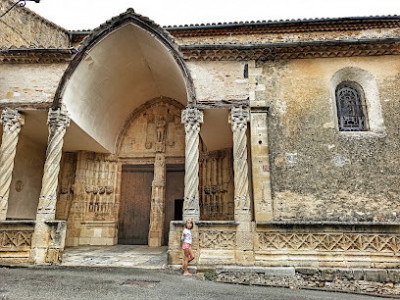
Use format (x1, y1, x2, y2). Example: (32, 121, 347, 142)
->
(53, 8, 196, 153)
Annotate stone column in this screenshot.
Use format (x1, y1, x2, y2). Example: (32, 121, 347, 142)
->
(230, 106, 254, 265)
(30, 107, 70, 264)
(0, 108, 24, 220)
(229, 107, 251, 221)
(148, 152, 166, 247)
(182, 107, 203, 222)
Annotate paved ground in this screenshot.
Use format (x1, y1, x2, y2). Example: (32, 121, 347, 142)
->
(0, 266, 391, 300)
(62, 245, 167, 269)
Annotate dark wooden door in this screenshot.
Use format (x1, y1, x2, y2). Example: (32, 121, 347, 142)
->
(163, 165, 185, 245)
(118, 165, 153, 245)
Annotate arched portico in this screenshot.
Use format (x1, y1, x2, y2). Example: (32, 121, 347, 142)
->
(38, 9, 200, 250)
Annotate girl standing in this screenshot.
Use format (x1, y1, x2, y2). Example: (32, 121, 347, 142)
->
(181, 219, 194, 276)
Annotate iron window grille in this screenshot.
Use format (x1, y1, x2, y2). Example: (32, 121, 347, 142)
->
(335, 82, 368, 131)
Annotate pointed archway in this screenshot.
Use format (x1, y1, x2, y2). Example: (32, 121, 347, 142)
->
(52, 9, 196, 249)
(54, 8, 195, 153)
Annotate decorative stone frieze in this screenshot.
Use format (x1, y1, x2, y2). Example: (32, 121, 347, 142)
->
(257, 232, 400, 253)
(182, 107, 203, 221)
(36, 107, 70, 220)
(0, 108, 24, 220)
(229, 107, 251, 221)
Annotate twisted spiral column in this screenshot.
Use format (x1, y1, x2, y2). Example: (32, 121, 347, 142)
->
(182, 107, 203, 221)
(0, 108, 24, 220)
(36, 107, 70, 221)
(230, 107, 251, 221)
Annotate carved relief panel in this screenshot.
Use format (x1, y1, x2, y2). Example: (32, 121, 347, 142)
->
(55, 152, 77, 220)
(200, 148, 234, 220)
(119, 99, 185, 158)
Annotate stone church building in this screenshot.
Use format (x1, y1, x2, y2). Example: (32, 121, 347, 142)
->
(0, 0, 400, 273)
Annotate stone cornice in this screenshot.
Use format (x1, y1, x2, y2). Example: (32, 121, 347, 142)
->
(181, 38, 400, 61)
(166, 16, 400, 38)
(1, 39, 400, 64)
(71, 16, 400, 40)
(0, 48, 76, 64)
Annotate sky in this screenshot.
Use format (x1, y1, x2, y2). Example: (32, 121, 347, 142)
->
(23, 0, 400, 30)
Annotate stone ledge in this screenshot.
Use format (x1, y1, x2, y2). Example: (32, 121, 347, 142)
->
(197, 221, 238, 226)
(218, 266, 295, 277)
(257, 220, 400, 226)
(213, 266, 400, 296)
(0, 220, 36, 225)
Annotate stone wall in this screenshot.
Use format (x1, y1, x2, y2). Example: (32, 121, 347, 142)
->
(187, 61, 249, 102)
(0, 64, 68, 107)
(0, 0, 69, 48)
(7, 130, 46, 219)
(255, 55, 400, 222)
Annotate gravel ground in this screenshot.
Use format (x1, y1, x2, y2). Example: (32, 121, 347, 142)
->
(0, 266, 391, 300)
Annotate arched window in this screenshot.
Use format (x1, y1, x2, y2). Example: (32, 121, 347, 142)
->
(335, 82, 368, 131)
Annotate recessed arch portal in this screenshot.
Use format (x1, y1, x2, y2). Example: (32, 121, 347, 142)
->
(53, 9, 196, 153)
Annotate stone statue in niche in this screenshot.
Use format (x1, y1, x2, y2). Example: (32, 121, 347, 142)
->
(156, 116, 166, 143)
(155, 115, 166, 152)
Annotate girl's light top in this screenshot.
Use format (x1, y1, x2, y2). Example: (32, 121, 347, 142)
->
(182, 228, 192, 244)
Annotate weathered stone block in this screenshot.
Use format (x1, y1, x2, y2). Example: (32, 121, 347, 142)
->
(364, 269, 389, 283)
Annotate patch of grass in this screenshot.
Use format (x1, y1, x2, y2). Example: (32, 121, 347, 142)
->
(204, 271, 217, 281)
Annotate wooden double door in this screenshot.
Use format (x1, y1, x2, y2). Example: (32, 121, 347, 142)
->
(118, 164, 184, 245)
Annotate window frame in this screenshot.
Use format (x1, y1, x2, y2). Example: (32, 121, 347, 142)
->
(335, 81, 369, 132)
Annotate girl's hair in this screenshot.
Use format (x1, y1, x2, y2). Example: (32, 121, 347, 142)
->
(185, 219, 193, 229)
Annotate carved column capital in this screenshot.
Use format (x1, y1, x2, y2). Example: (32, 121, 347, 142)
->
(47, 107, 70, 130)
(182, 107, 203, 133)
(229, 106, 249, 132)
(1, 108, 25, 131)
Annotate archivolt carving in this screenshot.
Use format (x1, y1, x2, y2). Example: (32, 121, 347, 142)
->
(200, 230, 236, 249)
(258, 232, 400, 253)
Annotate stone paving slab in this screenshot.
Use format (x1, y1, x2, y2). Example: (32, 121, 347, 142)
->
(62, 245, 168, 269)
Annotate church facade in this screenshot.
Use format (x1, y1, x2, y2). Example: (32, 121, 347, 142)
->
(0, 0, 400, 271)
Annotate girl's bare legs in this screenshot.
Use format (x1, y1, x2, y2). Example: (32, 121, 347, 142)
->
(183, 248, 190, 275)
(188, 248, 195, 263)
